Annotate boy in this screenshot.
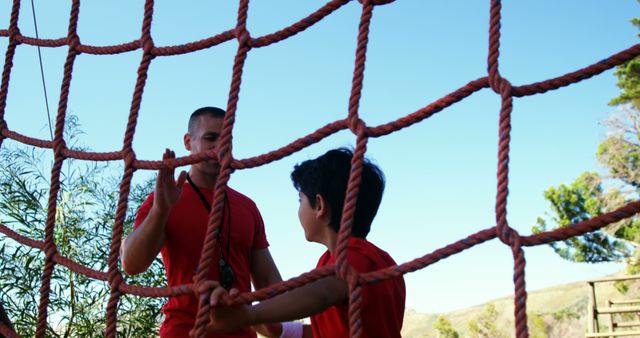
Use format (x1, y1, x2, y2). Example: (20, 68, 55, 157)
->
(205, 148, 405, 338)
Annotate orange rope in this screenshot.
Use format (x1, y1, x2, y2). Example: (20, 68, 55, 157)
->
(0, 0, 638, 337)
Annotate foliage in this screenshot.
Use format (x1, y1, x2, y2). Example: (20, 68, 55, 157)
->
(610, 7, 640, 110)
(528, 312, 548, 338)
(532, 172, 631, 263)
(0, 116, 163, 337)
(551, 308, 580, 321)
(467, 303, 507, 338)
(432, 315, 459, 338)
(533, 15, 640, 266)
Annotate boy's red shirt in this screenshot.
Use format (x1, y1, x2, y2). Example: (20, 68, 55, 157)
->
(311, 237, 406, 338)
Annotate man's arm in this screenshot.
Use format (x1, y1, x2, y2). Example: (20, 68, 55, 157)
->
(302, 324, 313, 338)
(121, 149, 186, 275)
(249, 248, 283, 337)
(121, 205, 169, 275)
(250, 248, 282, 289)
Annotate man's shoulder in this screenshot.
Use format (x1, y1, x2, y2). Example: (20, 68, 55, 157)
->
(226, 187, 258, 210)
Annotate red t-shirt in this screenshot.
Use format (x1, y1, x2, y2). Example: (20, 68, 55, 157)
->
(311, 238, 405, 338)
(134, 183, 269, 338)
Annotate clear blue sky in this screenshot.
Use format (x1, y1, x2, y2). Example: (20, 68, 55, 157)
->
(1, 0, 638, 314)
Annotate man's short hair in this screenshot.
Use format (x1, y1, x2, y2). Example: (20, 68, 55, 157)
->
(188, 106, 226, 134)
(290, 147, 385, 238)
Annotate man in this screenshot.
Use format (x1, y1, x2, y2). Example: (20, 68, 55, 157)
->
(121, 107, 282, 337)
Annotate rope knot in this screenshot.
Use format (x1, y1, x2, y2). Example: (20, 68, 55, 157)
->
(336, 261, 350, 281)
(8, 26, 20, 42)
(336, 261, 361, 287)
(123, 149, 136, 169)
(142, 37, 155, 56)
(489, 75, 512, 96)
(67, 34, 81, 52)
(358, 0, 395, 5)
(53, 139, 66, 158)
(109, 273, 123, 290)
(236, 28, 252, 48)
(346, 268, 360, 287)
(43, 241, 57, 260)
(216, 145, 232, 169)
(348, 118, 367, 136)
(496, 222, 519, 246)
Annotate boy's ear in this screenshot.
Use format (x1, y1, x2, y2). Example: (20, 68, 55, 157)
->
(315, 194, 330, 220)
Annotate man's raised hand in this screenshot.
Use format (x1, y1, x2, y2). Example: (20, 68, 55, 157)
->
(153, 149, 187, 213)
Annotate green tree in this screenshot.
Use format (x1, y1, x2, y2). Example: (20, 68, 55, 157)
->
(433, 315, 459, 338)
(533, 12, 640, 270)
(467, 303, 507, 338)
(0, 116, 164, 337)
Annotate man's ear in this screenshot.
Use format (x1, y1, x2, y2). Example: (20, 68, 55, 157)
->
(184, 133, 191, 151)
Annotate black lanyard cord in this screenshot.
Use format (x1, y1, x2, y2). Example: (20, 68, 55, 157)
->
(185, 174, 232, 263)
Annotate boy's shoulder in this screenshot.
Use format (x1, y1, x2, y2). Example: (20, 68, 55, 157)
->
(348, 237, 396, 265)
(320, 238, 397, 273)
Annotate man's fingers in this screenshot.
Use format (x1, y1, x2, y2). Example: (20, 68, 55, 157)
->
(210, 286, 228, 306)
(166, 149, 176, 176)
(159, 148, 180, 182)
(229, 288, 240, 297)
(177, 171, 188, 188)
(157, 150, 169, 181)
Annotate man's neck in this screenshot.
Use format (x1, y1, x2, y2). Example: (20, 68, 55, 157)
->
(188, 169, 217, 190)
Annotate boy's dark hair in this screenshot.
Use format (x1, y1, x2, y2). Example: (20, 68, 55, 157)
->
(188, 106, 226, 134)
(291, 147, 385, 238)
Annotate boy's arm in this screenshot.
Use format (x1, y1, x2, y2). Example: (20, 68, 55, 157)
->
(252, 275, 348, 322)
(207, 276, 348, 333)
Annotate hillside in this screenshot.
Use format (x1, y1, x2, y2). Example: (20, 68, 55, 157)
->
(401, 271, 640, 337)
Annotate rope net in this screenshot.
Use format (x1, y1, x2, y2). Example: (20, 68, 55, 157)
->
(0, 0, 638, 337)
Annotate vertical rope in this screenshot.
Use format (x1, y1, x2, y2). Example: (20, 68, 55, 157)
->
(0, 302, 16, 338)
(335, 1, 375, 337)
(36, 0, 81, 336)
(0, 0, 22, 150)
(512, 236, 528, 337)
(487, 0, 501, 91)
(192, 0, 252, 336)
(335, 0, 374, 273)
(348, 277, 363, 338)
(487, 1, 528, 337)
(103, 0, 156, 336)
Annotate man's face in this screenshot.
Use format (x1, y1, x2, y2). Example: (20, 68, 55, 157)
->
(184, 115, 223, 176)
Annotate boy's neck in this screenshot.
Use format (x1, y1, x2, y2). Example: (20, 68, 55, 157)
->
(325, 231, 339, 255)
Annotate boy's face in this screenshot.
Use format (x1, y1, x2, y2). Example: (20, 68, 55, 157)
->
(297, 191, 323, 243)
